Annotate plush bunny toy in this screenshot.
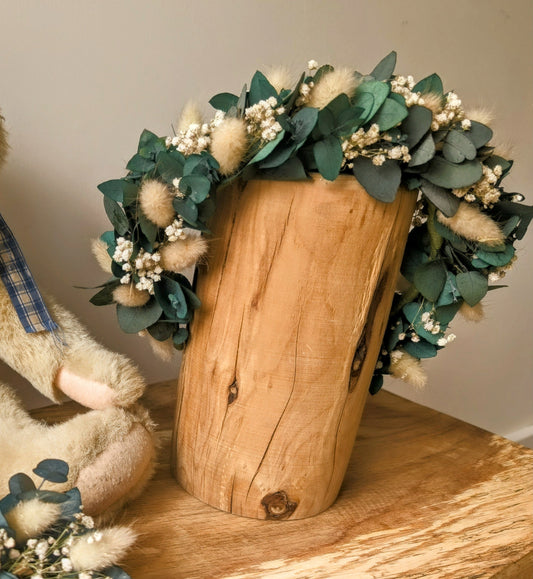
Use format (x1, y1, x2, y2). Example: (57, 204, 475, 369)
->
(0, 111, 156, 516)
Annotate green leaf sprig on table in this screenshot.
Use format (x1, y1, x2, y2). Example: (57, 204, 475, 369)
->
(0, 460, 132, 579)
(90, 52, 532, 390)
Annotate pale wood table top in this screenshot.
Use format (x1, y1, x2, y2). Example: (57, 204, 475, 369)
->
(32, 380, 533, 578)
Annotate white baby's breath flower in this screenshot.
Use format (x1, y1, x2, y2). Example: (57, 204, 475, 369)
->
(308, 59, 319, 70)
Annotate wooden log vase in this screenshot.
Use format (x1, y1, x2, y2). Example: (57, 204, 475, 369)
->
(172, 175, 417, 520)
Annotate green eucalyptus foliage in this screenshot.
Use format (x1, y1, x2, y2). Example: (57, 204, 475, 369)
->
(92, 52, 531, 391)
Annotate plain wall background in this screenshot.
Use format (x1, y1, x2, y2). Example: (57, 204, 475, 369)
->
(0, 0, 531, 445)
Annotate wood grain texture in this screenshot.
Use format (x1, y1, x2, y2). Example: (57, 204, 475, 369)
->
(172, 176, 417, 519)
(32, 381, 533, 578)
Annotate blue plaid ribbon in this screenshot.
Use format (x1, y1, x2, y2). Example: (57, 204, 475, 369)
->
(0, 212, 58, 333)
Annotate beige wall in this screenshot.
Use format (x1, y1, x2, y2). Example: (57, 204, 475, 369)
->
(0, 0, 531, 444)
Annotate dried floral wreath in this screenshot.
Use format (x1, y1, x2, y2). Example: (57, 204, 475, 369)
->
(91, 51, 532, 391)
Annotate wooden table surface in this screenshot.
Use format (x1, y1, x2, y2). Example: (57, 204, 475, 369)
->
(32, 380, 533, 578)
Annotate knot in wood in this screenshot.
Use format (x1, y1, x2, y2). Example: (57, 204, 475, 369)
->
(227, 381, 238, 405)
(261, 491, 298, 520)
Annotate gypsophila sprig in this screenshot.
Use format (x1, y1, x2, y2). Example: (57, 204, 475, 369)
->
(0, 460, 133, 578)
(90, 51, 532, 389)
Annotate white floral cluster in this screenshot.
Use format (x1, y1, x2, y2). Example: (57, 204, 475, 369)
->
(1, 527, 18, 563)
(166, 110, 226, 156)
(453, 164, 503, 207)
(341, 124, 411, 167)
(131, 249, 162, 294)
(165, 217, 187, 242)
(411, 199, 428, 227)
(295, 80, 314, 106)
(488, 254, 517, 282)
(430, 91, 465, 131)
(244, 97, 284, 142)
(113, 237, 162, 293)
(112, 237, 133, 264)
(390, 75, 425, 107)
(386, 311, 457, 351)
(1, 512, 113, 579)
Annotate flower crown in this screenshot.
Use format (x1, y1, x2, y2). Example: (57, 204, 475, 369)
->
(91, 52, 532, 390)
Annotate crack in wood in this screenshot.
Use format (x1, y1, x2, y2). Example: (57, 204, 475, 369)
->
(244, 307, 302, 503)
(251, 192, 295, 310)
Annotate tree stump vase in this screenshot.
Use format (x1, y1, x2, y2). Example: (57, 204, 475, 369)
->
(172, 175, 417, 520)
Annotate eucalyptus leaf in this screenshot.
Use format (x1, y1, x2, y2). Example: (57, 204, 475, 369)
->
(59, 487, 83, 521)
(501, 214, 521, 238)
(156, 150, 185, 183)
(435, 301, 462, 325)
(387, 321, 406, 351)
(413, 73, 443, 96)
(352, 81, 390, 123)
(401, 247, 429, 282)
(403, 301, 432, 325)
(126, 153, 155, 173)
(258, 141, 296, 169)
(8, 473, 36, 497)
(289, 106, 319, 144)
(313, 136, 343, 181)
(236, 84, 247, 116)
(98, 179, 127, 203)
(352, 157, 401, 202)
(209, 92, 238, 112)
(154, 276, 189, 320)
(138, 210, 158, 247)
(317, 107, 335, 136)
(372, 97, 408, 131)
(182, 285, 202, 309)
(433, 219, 467, 250)
(122, 183, 139, 207)
(148, 321, 176, 341)
(369, 374, 384, 395)
(435, 272, 459, 307)
(117, 299, 163, 333)
(90, 281, 120, 306)
(422, 157, 482, 189)
(173, 326, 189, 347)
(100, 566, 131, 579)
(249, 70, 277, 104)
(404, 339, 438, 359)
(400, 105, 433, 148)
(259, 157, 308, 181)
(324, 93, 351, 119)
(173, 197, 199, 226)
(476, 245, 515, 267)
(334, 106, 364, 136)
(467, 121, 493, 148)
(33, 459, 69, 483)
(420, 180, 460, 217)
(100, 231, 117, 257)
(370, 51, 397, 81)
(180, 174, 211, 202)
(104, 197, 129, 236)
(485, 155, 513, 179)
(138, 129, 165, 157)
(408, 133, 435, 167)
(248, 130, 285, 164)
(413, 260, 447, 301)
(456, 271, 488, 306)
(443, 129, 477, 162)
